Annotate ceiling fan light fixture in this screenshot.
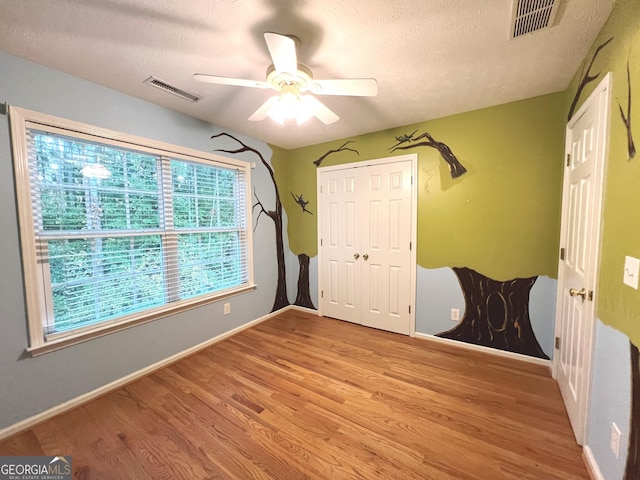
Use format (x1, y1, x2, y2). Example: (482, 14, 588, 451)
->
(266, 100, 286, 125)
(296, 96, 316, 124)
(196, 32, 375, 127)
(279, 91, 302, 119)
(266, 89, 314, 125)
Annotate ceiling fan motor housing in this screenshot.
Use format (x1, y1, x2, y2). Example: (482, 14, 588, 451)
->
(266, 63, 319, 94)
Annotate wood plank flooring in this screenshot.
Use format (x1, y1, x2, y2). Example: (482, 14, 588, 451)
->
(0, 310, 589, 479)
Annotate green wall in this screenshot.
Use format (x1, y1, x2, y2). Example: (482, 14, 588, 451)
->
(273, 92, 565, 282)
(564, 0, 640, 346)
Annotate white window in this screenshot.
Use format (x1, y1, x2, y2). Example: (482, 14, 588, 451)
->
(9, 107, 254, 355)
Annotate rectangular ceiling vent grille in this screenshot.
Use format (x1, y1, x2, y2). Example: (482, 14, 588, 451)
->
(143, 76, 201, 103)
(511, 0, 560, 38)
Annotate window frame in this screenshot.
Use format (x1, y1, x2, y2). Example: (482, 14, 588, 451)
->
(9, 106, 255, 356)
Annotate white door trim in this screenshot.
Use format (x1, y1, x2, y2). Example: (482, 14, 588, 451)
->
(317, 154, 418, 336)
(552, 72, 612, 444)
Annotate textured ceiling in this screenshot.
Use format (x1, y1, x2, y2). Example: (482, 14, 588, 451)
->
(0, 0, 614, 149)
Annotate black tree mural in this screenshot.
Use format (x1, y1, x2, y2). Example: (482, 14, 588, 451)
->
(568, 37, 614, 121)
(294, 253, 314, 309)
(618, 56, 637, 160)
(290, 190, 314, 309)
(391, 131, 467, 179)
(313, 140, 359, 167)
(211, 132, 289, 312)
(436, 267, 549, 359)
(626, 342, 640, 479)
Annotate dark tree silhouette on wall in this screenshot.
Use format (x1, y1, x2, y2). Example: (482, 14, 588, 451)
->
(391, 131, 467, 179)
(568, 37, 614, 121)
(294, 253, 314, 309)
(211, 132, 289, 312)
(437, 267, 549, 359)
(618, 56, 637, 160)
(313, 140, 358, 167)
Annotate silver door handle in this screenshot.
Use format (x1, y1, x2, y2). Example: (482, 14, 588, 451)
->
(354, 253, 360, 260)
(363, 253, 369, 261)
(569, 288, 586, 301)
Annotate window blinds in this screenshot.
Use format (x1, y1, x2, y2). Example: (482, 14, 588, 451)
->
(25, 126, 250, 338)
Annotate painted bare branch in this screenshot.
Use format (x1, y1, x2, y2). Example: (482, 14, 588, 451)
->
(313, 140, 359, 167)
(392, 131, 467, 179)
(252, 189, 269, 231)
(568, 37, 614, 121)
(618, 57, 636, 160)
(211, 132, 289, 311)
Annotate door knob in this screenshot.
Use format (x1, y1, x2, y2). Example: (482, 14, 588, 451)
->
(354, 253, 360, 260)
(569, 287, 587, 301)
(363, 253, 369, 260)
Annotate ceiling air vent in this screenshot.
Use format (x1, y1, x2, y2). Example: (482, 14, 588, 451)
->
(511, 0, 560, 38)
(143, 76, 201, 102)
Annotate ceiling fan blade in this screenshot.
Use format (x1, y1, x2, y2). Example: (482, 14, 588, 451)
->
(302, 96, 339, 125)
(264, 32, 297, 75)
(194, 74, 270, 89)
(310, 78, 378, 97)
(248, 97, 279, 122)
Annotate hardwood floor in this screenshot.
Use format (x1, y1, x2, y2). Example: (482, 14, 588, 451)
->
(0, 310, 589, 479)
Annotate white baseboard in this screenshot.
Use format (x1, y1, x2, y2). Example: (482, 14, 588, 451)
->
(288, 305, 320, 315)
(414, 332, 552, 368)
(583, 445, 604, 480)
(0, 307, 288, 442)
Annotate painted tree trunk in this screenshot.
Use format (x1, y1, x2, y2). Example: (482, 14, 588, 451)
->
(294, 253, 315, 309)
(625, 341, 640, 479)
(271, 204, 290, 312)
(437, 267, 549, 359)
(210, 133, 291, 313)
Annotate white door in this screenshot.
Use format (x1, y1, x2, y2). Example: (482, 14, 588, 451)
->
(554, 73, 610, 444)
(360, 161, 413, 334)
(318, 156, 416, 335)
(319, 169, 362, 324)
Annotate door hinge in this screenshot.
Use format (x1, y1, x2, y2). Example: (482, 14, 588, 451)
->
(409, 305, 411, 314)
(566, 154, 571, 167)
(411, 176, 414, 185)
(320, 185, 323, 194)
(555, 336, 561, 350)
(320, 238, 323, 247)
(321, 290, 324, 298)
(560, 247, 565, 260)
(410, 241, 412, 251)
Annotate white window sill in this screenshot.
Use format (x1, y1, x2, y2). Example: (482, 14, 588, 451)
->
(26, 284, 257, 357)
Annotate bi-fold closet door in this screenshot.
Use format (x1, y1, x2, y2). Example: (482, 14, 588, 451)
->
(318, 156, 415, 335)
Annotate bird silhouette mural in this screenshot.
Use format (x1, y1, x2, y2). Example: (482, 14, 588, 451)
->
(388, 130, 418, 150)
(291, 192, 313, 215)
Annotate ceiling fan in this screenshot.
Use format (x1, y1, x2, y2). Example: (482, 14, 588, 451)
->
(194, 32, 378, 125)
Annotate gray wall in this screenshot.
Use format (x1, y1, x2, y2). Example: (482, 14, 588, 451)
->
(0, 51, 281, 430)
